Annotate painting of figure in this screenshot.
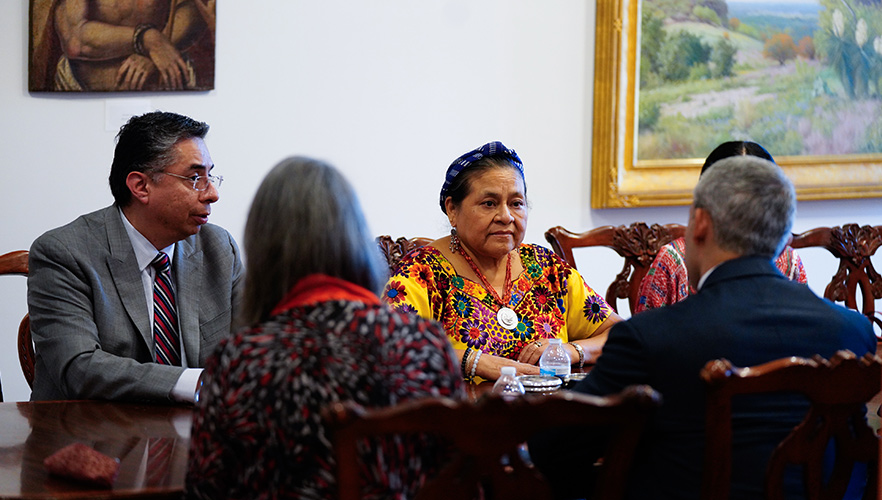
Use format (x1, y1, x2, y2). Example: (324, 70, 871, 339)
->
(637, 0, 882, 160)
(29, 0, 216, 92)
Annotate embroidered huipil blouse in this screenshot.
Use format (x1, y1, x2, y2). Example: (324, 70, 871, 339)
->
(383, 244, 613, 361)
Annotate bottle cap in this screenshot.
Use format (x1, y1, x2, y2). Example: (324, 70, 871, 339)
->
(549, 338, 562, 344)
(500, 366, 517, 377)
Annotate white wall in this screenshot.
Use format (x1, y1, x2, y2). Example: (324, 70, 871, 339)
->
(1, 1, 878, 402)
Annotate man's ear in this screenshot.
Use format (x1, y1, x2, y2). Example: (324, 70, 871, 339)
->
(691, 207, 712, 245)
(126, 171, 151, 205)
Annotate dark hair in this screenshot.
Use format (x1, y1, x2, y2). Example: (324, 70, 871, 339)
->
(108, 111, 209, 206)
(700, 141, 774, 176)
(240, 156, 387, 326)
(443, 156, 526, 214)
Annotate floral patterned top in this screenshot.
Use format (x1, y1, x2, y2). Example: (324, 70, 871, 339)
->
(383, 244, 613, 361)
(635, 237, 808, 313)
(186, 293, 463, 499)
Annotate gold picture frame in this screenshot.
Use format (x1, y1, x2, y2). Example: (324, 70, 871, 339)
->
(591, 0, 882, 208)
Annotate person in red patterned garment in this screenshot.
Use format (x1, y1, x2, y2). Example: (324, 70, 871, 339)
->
(635, 141, 807, 314)
(186, 157, 463, 499)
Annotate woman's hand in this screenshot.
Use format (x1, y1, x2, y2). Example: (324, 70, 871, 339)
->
(476, 352, 539, 380)
(517, 337, 595, 367)
(517, 339, 548, 365)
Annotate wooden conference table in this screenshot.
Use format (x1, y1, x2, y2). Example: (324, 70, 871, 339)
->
(2, 366, 876, 499)
(0, 400, 192, 499)
(0, 370, 588, 499)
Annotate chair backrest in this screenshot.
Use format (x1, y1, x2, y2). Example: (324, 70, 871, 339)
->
(700, 350, 880, 500)
(544, 222, 686, 314)
(790, 224, 882, 333)
(0, 250, 35, 390)
(376, 235, 433, 275)
(325, 385, 661, 500)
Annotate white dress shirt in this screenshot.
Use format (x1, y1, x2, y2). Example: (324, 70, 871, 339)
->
(119, 208, 203, 403)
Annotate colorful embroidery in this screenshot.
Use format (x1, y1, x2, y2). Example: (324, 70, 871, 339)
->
(383, 244, 612, 360)
(583, 294, 609, 324)
(384, 280, 406, 304)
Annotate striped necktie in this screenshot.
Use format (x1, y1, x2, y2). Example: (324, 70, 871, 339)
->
(150, 252, 181, 366)
(146, 437, 176, 486)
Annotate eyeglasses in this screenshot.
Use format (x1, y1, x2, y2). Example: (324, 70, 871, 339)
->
(163, 172, 224, 191)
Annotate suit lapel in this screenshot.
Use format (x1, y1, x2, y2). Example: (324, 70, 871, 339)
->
(174, 236, 203, 366)
(105, 207, 153, 353)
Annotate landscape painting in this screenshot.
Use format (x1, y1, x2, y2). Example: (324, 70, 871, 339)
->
(638, 0, 882, 159)
(591, 0, 882, 208)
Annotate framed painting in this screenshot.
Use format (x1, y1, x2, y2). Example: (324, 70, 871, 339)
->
(591, 0, 882, 208)
(29, 0, 216, 92)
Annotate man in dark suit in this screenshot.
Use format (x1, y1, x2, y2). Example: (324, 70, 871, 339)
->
(28, 111, 243, 403)
(530, 155, 875, 499)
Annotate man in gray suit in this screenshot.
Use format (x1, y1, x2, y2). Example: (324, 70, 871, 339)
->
(28, 111, 243, 403)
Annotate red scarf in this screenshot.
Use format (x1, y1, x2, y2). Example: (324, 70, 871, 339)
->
(270, 274, 380, 316)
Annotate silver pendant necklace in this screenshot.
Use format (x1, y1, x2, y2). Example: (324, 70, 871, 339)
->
(458, 248, 517, 330)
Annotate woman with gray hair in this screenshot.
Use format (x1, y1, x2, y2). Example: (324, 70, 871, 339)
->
(185, 157, 462, 499)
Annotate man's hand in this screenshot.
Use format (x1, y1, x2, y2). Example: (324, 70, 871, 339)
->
(141, 28, 189, 89)
(116, 54, 157, 90)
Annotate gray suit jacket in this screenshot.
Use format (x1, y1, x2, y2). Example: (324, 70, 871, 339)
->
(28, 206, 243, 402)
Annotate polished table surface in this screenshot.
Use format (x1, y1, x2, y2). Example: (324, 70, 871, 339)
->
(0, 400, 192, 499)
(2, 366, 877, 498)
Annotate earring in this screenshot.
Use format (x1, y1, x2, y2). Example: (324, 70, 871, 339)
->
(449, 227, 461, 253)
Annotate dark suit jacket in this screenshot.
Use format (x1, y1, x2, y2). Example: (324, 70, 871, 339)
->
(531, 256, 875, 500)
(28, 206, 243, 402)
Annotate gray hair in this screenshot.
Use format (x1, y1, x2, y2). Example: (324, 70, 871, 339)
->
(693, 155, 795, 258)
(239, 156, 388, 326)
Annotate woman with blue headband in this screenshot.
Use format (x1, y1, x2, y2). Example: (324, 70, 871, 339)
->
(383, 142, 623, 382)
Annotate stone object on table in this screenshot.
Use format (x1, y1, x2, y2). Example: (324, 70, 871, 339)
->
(43, 442, 120, 487)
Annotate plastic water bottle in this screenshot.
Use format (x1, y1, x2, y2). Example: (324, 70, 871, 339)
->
(492, 366, 525, 401)
(539, 338, 571, 378)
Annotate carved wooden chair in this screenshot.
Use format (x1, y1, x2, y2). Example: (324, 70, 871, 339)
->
(0, 250, 35, 392)
(700, 350, 880, 500)
(544, 222, 686, 314)
(326, 385, 661, 500)
(376, 235, 433, 275)
(790, 224, 882, 333)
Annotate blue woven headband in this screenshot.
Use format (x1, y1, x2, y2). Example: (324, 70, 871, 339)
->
(439, 141, 524, 212)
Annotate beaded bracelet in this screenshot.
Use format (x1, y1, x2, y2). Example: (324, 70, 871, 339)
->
(568, 341, 585, 368)
(461, 347, 473, 378)
(463, 348, 478, 383)
(469, 350, 483, 381)
(132, 23, 156, 56)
